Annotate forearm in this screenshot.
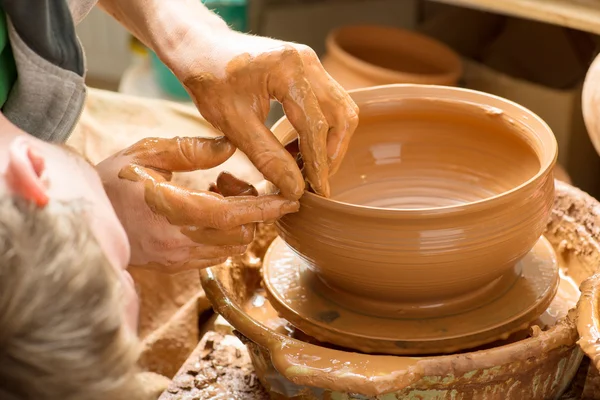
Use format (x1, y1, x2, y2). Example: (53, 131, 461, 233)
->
(98, 0, 230, 64)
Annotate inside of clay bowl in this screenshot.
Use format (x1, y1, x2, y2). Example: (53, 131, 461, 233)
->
(331, 102, 539, 208)
(328, 25, 462, 85)
(280, 86, 554, 211)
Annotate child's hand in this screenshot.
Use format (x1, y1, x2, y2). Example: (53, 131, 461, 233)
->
(96, 136, 299, 273)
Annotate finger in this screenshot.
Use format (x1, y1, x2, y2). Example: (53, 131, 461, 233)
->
(181, 224, 255, 246)
(216, 171, 259, 197)
(295, 48, 360, 175)
(254, 180, 278, 196)
(284, 138, 304, 170)
(275, 76, 330, 197)
(312, 79, 359, 176)
(123, 136, 236, 172)
(118, 164, 170, 184)
(220, 113, 305, 200)
(189, 245, 248, 259)
(144, 180, 299, 228)
(210, 195, 299, 230)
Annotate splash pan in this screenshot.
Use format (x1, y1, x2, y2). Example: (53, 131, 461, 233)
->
(262, 235, 559, 355)
(201, 182, 598, 399)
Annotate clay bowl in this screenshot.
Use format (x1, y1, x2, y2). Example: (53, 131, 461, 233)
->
(321, 25, 462, 89)
(200, 181, 597, 399)
(274, 85, 557, 312)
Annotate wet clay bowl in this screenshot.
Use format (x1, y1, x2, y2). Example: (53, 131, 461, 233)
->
(321, 25, 462, 89)
(274, 85, 557, 314)
(200, 181, 598, 399)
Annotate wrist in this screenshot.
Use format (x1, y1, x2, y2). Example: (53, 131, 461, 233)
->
(150, 1, 232, 74)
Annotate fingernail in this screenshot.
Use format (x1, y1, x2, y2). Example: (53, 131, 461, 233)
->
(283, 174, 304, 200)
(212, 136, 234, 152)
(282, 200, 300, 214)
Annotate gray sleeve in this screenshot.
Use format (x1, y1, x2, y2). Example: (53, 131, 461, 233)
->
(0, 0, 84, 76)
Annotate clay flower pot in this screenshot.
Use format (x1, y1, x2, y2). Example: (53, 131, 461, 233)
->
(321, 25, 462, 89)
(273, 85, 557, 312)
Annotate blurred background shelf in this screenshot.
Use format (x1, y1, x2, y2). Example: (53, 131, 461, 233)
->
(433, 0, 600, 35)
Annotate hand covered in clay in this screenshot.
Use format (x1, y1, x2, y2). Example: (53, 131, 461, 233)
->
(170, 31, 359, 199)
(96, 136, 299, 273)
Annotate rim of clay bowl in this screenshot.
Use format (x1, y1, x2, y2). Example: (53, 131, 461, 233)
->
(272, 84, 558, 218)
(200, 264, 576, 395)
(326, 25, 463, 86)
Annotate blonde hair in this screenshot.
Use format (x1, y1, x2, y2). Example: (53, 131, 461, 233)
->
(0, 196, 142, 400)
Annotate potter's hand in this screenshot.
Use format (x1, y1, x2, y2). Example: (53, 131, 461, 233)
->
(96, 136, 299, 273)
(171, 32, 359, 199)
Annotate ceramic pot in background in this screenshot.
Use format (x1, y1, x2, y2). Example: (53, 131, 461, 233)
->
(582, 52, 600, 157)
(274, 84, 557, 305)
(321, 25, 462, 90)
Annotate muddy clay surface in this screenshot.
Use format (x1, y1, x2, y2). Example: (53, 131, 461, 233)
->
(260, 235, 563, 355)
(160, 331, 598, 400)
(199, 182, 600, 399)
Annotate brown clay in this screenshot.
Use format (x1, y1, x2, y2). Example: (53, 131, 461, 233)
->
(321, 26, 462, 90)
(211, 171, 259, 197)
(159, 331, 269, 400)
(261, 235, 560, 354)
(200, 181, 597, 399)
(274, 85, 557, 304)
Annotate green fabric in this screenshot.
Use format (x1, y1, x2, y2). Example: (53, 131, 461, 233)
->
(0, 8, 16, 109)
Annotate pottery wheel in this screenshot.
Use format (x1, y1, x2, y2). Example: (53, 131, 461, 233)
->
(262, 236, 560, 355)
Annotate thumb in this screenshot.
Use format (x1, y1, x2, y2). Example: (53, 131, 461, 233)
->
(123, 136, 236, 172)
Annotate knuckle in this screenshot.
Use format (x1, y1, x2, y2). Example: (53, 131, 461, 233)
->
(281, 44, 303, 63)
(215, 210, 237, 230)
(295, 44, 318, 61)
(347, 109, 360, 130)
(315, 118, 329, 135)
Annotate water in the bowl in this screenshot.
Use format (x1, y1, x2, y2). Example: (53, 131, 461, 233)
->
(329, 101, 541, 209)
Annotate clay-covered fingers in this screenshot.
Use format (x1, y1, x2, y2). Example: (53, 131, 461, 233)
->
(219, 113, 304, 200)
(144, 179, 299, 229)
(181, 224, 255, 246)
(314, 80, 359, 176)
(272, 66, 330, 197)
(122, 136, 237, 172)
(297, 47, 359, 176)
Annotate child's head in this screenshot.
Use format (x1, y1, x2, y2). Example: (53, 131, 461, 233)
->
(0, 126, 141, 399)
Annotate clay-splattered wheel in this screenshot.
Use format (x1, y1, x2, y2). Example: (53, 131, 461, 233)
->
(261, 235, 560, 355)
